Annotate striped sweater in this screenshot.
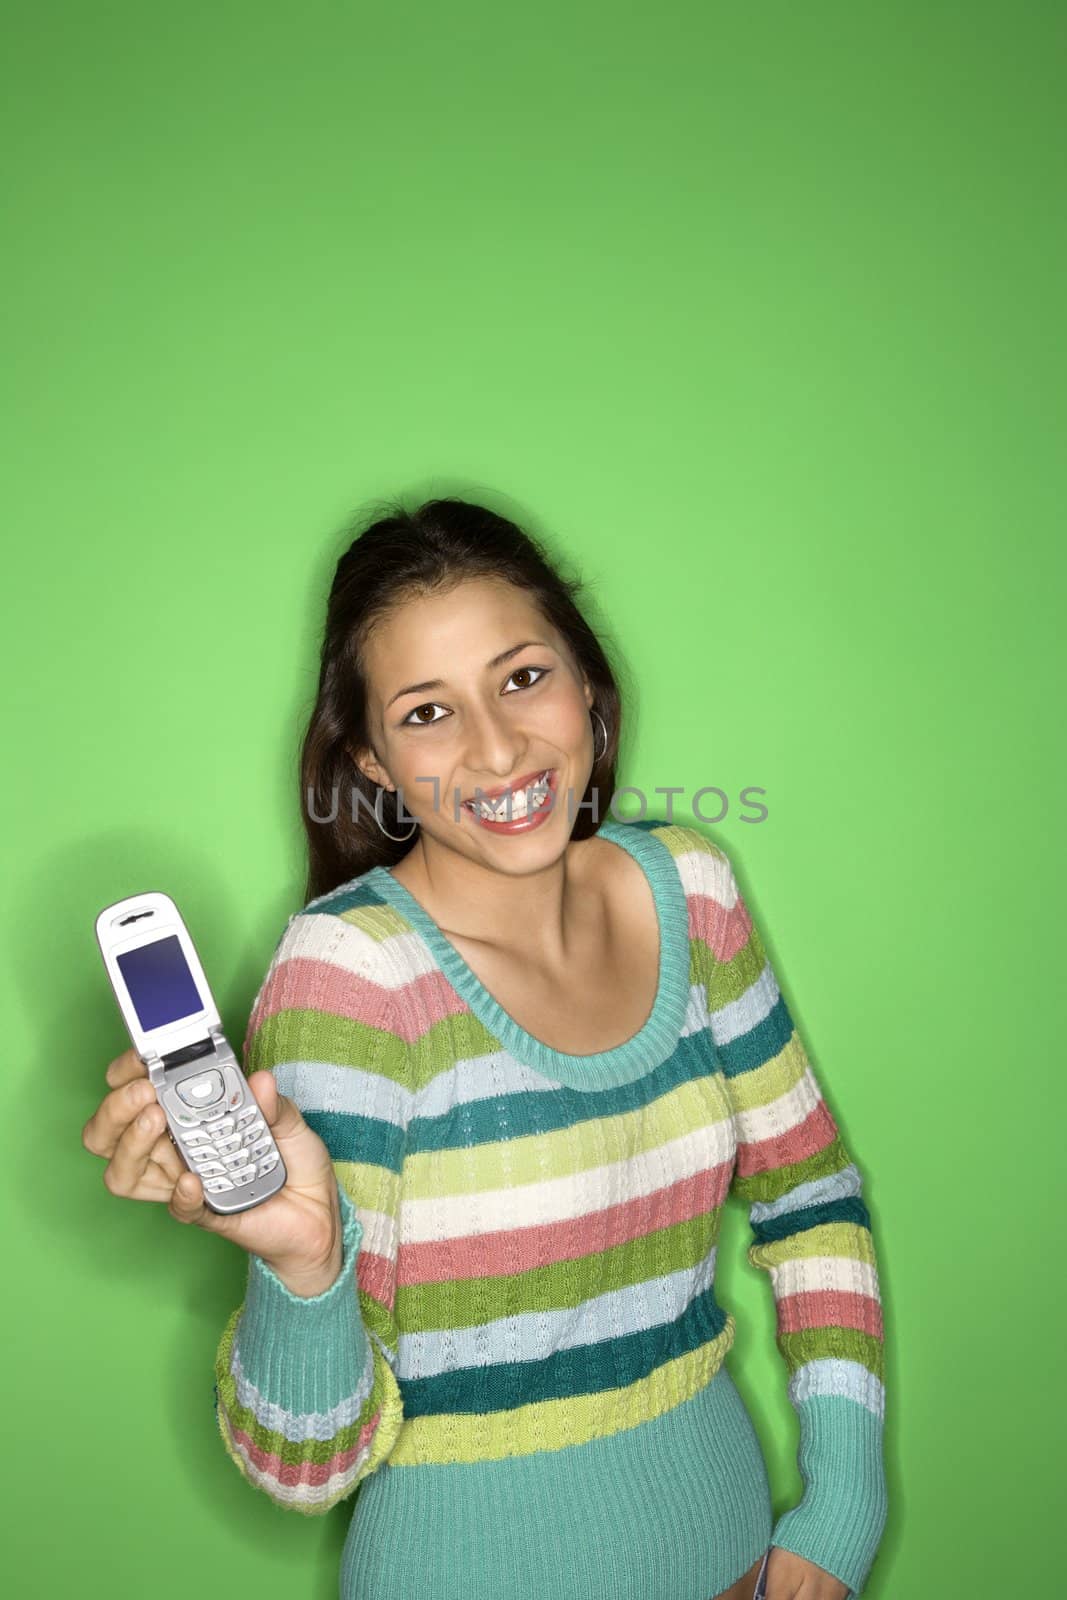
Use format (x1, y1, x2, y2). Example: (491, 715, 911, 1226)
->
(214, 818, 888, 1600)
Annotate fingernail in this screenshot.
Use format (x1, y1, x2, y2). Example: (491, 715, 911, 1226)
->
(138, 1108, 155, 1131)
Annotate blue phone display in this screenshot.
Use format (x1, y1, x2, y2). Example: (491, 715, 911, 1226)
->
(116, 935, 203, 1030)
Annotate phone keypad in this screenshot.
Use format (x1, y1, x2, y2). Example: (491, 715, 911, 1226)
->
(162, 1061, 282, 1198)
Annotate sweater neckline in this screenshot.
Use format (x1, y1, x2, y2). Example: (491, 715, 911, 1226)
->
(366, 817, 691, 1089)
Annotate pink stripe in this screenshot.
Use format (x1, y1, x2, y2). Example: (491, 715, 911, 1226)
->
(776, 1288, 884, 1340)
(247, 955, 396, 1038)
(228, 1408, 381, 1487)
(248, 958, 474, 1050)
(399, 1162, 732, 1285)
(735, 1098, 838, 1180)
(357, 1248, 397, 1312)
(688, 887, 753, 966)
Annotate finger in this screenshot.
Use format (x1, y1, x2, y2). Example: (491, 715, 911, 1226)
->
(147, 1127, 185, 1185)
(168, 1166, 233, 1234)
(83, 1075, 158, 1158)
(102, 1097, 175, 1200)
(105, 1047, 148, 1090)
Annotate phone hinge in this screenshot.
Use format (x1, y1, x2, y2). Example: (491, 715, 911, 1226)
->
(208, 1024, 237, 1066)
(142, 1050, 166, 1089)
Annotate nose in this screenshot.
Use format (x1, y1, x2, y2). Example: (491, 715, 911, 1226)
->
(461, 700, 529, 782)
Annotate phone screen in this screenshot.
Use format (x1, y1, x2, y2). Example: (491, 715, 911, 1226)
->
(116, 935, 204, 1031)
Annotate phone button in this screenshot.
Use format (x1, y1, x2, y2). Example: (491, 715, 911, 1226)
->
(201, 1115, 235, 1136)
(222, 1066, 247, 1110)
(248, 1137, 273, 1158)
(195, 1161, 228, 1177)
(189, 1144, 220, 1161)
(242, 1122, 266, 1146)
(229, 1164, 257, 1185)
(204, 1176, 236, 1193)
(236, 1106, 259, 1128)
(256, 1154, 279, 1177)
(214, 1133, 243, 1155)
(176, 1070, 224, 1108)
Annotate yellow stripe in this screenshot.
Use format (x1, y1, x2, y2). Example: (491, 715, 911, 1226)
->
(749, 1219, 877, 1273)
(722, 1030, 810, 1114)
(401, 1072, 735, 1200)
(387, 1316, 736, 1465)
(335, 1158, 401, 1224)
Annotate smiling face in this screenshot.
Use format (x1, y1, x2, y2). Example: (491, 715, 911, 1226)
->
(353, 576, 596, 868)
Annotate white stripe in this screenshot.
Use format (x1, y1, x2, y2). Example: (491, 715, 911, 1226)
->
(341, 1200, 398, 1265)
(674, 843, 738, 909)
(223, 1408, 371, 1506)
(731, 1061, 823, 1146)
(765, 1254, 881, 1304)
(400, 1117, 736, 1243)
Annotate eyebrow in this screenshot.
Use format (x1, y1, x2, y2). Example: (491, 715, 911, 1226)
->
(386, 640, 550, 709)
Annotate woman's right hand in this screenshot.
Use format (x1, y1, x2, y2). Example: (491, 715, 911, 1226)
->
(81, 1047, 346, 1297)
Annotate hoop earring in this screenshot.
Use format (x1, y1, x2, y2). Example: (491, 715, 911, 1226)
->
(590, 709, 609, 763)
(372, 785, 419, 843)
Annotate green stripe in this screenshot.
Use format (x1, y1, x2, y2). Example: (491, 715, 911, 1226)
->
(248, 1005, 408, 1088)
(397, 1211, 718, 1328)
(216, 1312, 384, 1465)
(779, 1326, 885, 1382)
(732, 1134, 853, 1204)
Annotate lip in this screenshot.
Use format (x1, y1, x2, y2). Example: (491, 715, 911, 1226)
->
(461, 768, 558, 830)
(463, 767, 553, 804)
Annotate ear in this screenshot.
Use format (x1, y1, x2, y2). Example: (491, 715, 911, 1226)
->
(347, 742, 390, 790)
(582, 678, 594, 711)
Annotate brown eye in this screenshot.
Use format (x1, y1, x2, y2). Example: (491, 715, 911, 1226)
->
(402, 703, 449, 727)
(504, 666, 549, 693)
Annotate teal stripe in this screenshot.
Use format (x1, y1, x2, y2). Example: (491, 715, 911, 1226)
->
(399, 1283, 728, 1418)
(303, 1107, 406, 1171)
(715, 990, 794, 1078)
(408, 1029, 718, 1154)
(750, 1194, 871, 1244)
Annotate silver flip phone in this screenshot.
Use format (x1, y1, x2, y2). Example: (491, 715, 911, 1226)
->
(95, 891, 287, 1214)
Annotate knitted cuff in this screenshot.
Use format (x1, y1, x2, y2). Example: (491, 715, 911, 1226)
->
(769, 1394, 888, 1598)
(235, 1181, 369, 1415)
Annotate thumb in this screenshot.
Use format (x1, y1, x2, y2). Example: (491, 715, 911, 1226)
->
(248, 1071, 307, 1144)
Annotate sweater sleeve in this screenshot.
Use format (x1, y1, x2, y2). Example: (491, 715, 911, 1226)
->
(689, 833, 888, 1599)
(212, 909, 409, 1514)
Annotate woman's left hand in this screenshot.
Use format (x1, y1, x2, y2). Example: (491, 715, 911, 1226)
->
(764, 1547, 850, 1599)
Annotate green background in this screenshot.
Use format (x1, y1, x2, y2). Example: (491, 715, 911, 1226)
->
(3, 3, 1061, 1595)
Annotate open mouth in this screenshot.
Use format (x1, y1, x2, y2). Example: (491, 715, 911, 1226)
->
(461, 768, 557, 825)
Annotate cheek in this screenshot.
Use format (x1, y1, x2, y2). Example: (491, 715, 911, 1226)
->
(545, 692, 594, 749)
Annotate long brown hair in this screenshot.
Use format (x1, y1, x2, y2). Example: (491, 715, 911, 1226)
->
(299, 496, 626, 903)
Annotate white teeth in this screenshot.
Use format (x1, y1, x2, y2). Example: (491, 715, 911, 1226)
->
(466, 771, 551, 821)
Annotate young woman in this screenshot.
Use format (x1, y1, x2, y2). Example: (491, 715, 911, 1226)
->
(82, 498, 888, 1600)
